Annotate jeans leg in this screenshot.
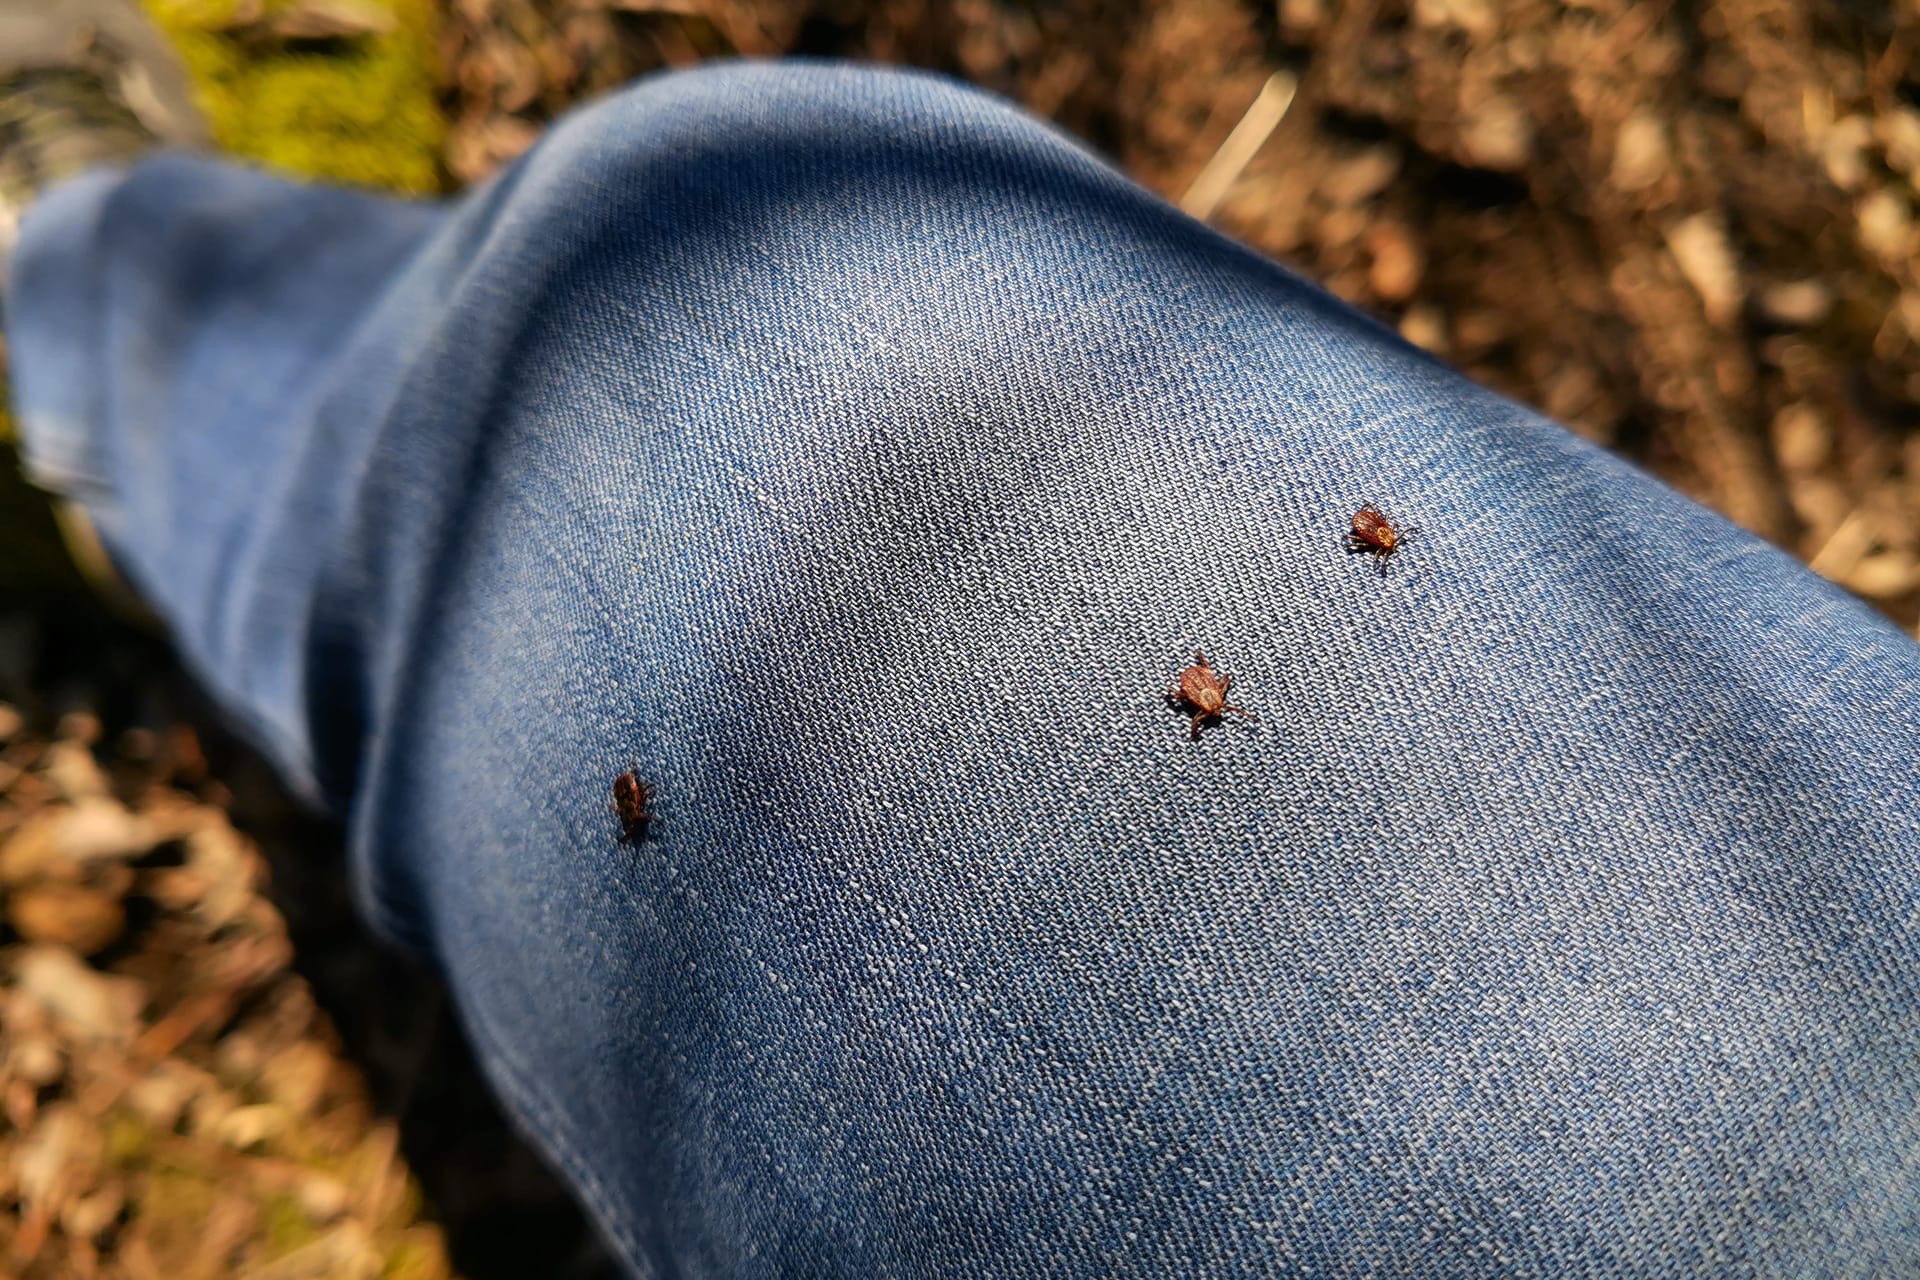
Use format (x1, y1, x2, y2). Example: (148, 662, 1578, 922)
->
(10, 61, 1920, 1279)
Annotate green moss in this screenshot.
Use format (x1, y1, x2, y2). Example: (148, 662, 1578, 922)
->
(140, 0, 445, 193)
(143, 1159, 219, 1213)
(260, 1191, 325, 1255)
(140, 1161, 225, 1261)
(380, 1230, 454, 1280)
(104, 1112, 157, 1167)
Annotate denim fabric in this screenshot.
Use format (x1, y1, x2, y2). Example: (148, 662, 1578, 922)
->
(10, 61, 1920, 1279)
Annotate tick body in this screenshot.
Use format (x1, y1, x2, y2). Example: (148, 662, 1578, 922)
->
(1348, 502, 1419, 573)
(611, 768, 655, 844)
(1166, 650, 1260, 740)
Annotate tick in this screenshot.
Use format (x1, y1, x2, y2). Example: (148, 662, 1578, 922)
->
(1166, 650, 1260, 740)
(611, 766, 655, 844)
(1347, 502, 1419, 574)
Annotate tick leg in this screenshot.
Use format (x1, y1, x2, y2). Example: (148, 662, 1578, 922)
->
(1189, 711, 1205, 740)
(1222, 703, 1260, 723)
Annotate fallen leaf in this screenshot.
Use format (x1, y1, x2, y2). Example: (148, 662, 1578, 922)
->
(13, 946, 147, 1045)
(1665, 212, 1744, 327)
(7, 882, 128, 954)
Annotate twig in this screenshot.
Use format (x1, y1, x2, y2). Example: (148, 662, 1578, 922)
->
(1806, 506, 1872, 581)
(1180, 71, 1297, 221)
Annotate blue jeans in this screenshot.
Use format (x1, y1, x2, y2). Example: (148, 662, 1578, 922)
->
(10, 62, 1920, 1278)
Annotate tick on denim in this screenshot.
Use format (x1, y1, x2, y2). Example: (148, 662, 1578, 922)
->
(1167, 651, 1259, 740)
(1348, 501, 1418, 573)
(611, 768, 655, 844)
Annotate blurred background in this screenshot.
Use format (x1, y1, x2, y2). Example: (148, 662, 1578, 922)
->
(1, 1, 1915, 1276)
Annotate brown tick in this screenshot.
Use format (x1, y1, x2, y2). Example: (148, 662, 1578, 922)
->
(1347, 501, 1419, 574)
(611, 766, 655, 844)
(1166, 650, 1260, 740)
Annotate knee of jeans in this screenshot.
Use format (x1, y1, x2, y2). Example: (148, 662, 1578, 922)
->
(535, 59, 1100, 214)
(508, 59, 1107, 260)
(478, 56, 1221, 436)
(465, 58, 1202, 608)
